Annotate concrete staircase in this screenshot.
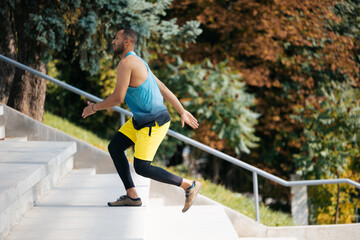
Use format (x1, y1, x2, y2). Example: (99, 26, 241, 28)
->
(2, 151, 240, 240)
(2, 104, 360, 240)
(0, 103, 240, 240)
(5, 169, 150, 240)
(2, 151, 239, 240)
(0, 126, 240, 240)
(0, 140, 76, 240)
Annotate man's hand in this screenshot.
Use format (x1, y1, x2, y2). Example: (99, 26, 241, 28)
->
(82, 101, 96, 119)
(181, 110, 199, 129)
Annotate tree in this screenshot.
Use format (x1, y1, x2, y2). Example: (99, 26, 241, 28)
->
(0, 6, 15, 105)
(153, 56, 260, 185)
(293, 0, 360, 224)
(162, 57, 259, 154)
(329, 0, 360, 76)
(0, 0, 201, 122)
(45, 0, 201, 138)
(165, 0, 359, 206)
(292, 81, 360, 224)
(1, 0, 68, 120)
(331, 0, 360, 43)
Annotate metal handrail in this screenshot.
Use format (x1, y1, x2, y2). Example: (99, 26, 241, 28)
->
(1, 53, 359, 223)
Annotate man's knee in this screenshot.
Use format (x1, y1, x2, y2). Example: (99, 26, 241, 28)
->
(108, 132, 134, 156)
(108, 138, 127, 156)
(134, 158, 151, 177)
(108, 140, 116, 155)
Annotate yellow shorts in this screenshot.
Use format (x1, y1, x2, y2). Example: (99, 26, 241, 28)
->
(119, 118, 170, 161)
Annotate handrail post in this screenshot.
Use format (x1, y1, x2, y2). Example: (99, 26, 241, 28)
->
(120, 112, 125, 127)
(120, 113, 127, 157)
(253, 172, 260, 223)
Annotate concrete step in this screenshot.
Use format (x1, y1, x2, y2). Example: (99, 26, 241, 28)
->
(6, 170, 151, 240)
(144, 205, 239, 240)
(3, 137, 28, 142)
(148, 197, 165, 206)
(71, 168, 96, 175)
(0, 141, 76, 240)
(2, 103, 116, 174)
(239, 238, 297, 240)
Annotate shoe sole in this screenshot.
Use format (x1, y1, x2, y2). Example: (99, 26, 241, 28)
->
(107, 204, 142, 207)
(107, 201, 142, 207)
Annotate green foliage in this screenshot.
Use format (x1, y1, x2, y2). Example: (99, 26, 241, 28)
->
(308, 178, 360, 224)
(292, 81, 360, 179)
(45, 0, 201, 139)
(149, 19, 202, 54)
(1, 0, 201, 71)
(330, 0, 360, 41)
(292, 81, 360, 224)
(329, 0, 360, 76)
(1, 0, 68, 63)
(157, 57, 260, 154)
(164, 163, 294, 226)
(286, 1, 360, 223)
(62, 0, 202, 74)
(46, 58, 123, 139)
(43, 111, 110, 151)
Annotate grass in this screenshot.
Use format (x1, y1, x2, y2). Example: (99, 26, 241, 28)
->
(43, 111, 294, 226)
(43, 111, 110, 151)
(164, 164, 294, 226)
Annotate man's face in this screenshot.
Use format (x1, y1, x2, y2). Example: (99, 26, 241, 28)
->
(112, 30, 125, 55)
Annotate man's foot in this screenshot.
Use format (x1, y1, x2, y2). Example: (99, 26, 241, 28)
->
(107, 195, 142, 207)
(182, 181, 202, 213)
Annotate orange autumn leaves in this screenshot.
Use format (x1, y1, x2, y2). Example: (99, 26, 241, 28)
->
(170, 0, 358, 88)
(167, 0, 359, 180)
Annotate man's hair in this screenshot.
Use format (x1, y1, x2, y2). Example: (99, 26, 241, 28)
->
(122, 28, 138, 45)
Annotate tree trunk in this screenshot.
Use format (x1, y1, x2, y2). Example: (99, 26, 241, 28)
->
(6, 2, 47, 122)
(225, 152, 240, 190)
(213, 156, 221, 184)
(0, 7, 16, 104)
(335, 183, 340, 224)
(225, 166, 235, 190)
(7, 60, 47, 122)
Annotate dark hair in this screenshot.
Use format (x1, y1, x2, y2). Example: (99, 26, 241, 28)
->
(122, 28, 138, 45)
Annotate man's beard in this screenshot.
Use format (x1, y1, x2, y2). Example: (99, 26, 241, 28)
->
(114, 41, 125, 55)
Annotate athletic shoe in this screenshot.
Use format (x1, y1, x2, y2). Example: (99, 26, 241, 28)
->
(107, 195, 142, 207)
(182, 181, 202, 213)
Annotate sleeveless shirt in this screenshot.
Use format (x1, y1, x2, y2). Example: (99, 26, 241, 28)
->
(124, 51, 170, 130)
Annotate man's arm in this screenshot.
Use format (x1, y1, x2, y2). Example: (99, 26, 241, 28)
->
(82, 60, 131, 119)
(153, 73, 199, 129)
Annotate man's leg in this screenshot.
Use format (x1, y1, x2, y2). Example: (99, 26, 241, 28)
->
(133, 121, 201, 212)
(133, 157, 201, 212)
(133, 157, 198, 190)
(108, 132, 138, 197)
(133, 157, 183, 186)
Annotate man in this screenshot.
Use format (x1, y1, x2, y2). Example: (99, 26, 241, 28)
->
(82, 28, 201, 213)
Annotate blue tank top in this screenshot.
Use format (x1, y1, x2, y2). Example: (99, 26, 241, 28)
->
(124, 51, 170, 129)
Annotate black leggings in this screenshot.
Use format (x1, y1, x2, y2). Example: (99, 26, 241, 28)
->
(108, 132, 183, 190)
